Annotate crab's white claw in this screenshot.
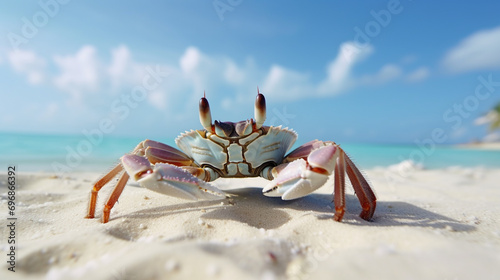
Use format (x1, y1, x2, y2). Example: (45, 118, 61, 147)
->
(121, 154, 152, 181)
(307, 144, 338, 174)
(262, 159, 328, 200)
(121, 155, 225, 201)
(262, 145, 338, 200)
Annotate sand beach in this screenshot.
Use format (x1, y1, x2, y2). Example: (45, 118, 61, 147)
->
(1, 164, 499, 280)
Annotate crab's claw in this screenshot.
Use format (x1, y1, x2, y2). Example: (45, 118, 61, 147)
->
(121, 155, 225, 201)
(262, 145, 338, 200)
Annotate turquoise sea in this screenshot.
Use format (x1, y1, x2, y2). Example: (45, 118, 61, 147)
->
(1, 132, 500, 173)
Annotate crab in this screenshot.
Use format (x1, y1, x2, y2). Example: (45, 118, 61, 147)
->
(85, 91, 376, 223)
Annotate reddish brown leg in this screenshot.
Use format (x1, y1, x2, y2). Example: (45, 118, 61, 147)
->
(86, 140, 150, 220)
(102, 172, 130, 223)
(333, 151, 346, 221)
(86, 163, 123, 219)
(86, 139, 202, 223)
(344, 151, 376, 221)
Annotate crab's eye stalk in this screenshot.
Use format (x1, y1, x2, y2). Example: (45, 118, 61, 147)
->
(199, 95, 213, 132)
(254, 92, 266, 129)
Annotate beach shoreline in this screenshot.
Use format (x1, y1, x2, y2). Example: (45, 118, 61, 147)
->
(1, 167, 499, 279)
(456, 141, 500, 150)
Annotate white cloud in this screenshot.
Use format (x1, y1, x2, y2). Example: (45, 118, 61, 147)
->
(0, 44, 5, 64)
(107, 45, 154, 91)
(450, 127, 468, 140)
(53, 45, 100, 97)
(108, 45, 131, 88)
(262, 65, 313, 100)
(180, 47, 201, 74)
(178, 47, 208, 95)
(405, 67, 429, 82)
(46, 43, 403, 109)
(7, 49, 46, 84)
(8, 43, 413, 126)
(176, 47, 258, 100)
(6, 42, 429, 139)
(474, 111, 497, 126)
(360, 64, 402, 85)
(317, 42, 373, 94)
(260, 41, 377, 101)
(400, 55, 417, 65)
(483, 132, 500, 142)
(173, 41, 410, 105)
(148, 90, 168, 110)
(224, 60, 245, 85)
(41, 103, 58, 120)
(442, 26, 500, 73)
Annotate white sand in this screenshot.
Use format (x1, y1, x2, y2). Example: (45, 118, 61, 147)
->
(1, 166, 500, 280)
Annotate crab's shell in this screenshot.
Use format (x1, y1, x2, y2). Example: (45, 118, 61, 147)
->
(175, 126, 297, 177)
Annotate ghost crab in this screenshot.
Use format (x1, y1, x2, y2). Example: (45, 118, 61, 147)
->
(86, 91, 376, 223)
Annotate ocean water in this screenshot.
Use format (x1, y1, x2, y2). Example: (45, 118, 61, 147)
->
(1, 132, 499, 173)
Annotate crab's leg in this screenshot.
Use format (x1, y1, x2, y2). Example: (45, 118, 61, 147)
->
(86, 163, 123, 219)
(86, 140, 148, 219)
(263, 141, 376, 221)
(86, 139, 212, 223)
(101, 171, 130, 223)
(344, 153, 376, 220)
(333, 150, 346, 222)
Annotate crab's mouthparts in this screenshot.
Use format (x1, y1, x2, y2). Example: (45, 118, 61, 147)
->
(213, 120, 254, 137)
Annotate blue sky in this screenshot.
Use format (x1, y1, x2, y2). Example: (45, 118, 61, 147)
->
(1, 0, 500, 145)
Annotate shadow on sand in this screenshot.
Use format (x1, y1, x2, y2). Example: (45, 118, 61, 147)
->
(117, 184, 474, 233)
